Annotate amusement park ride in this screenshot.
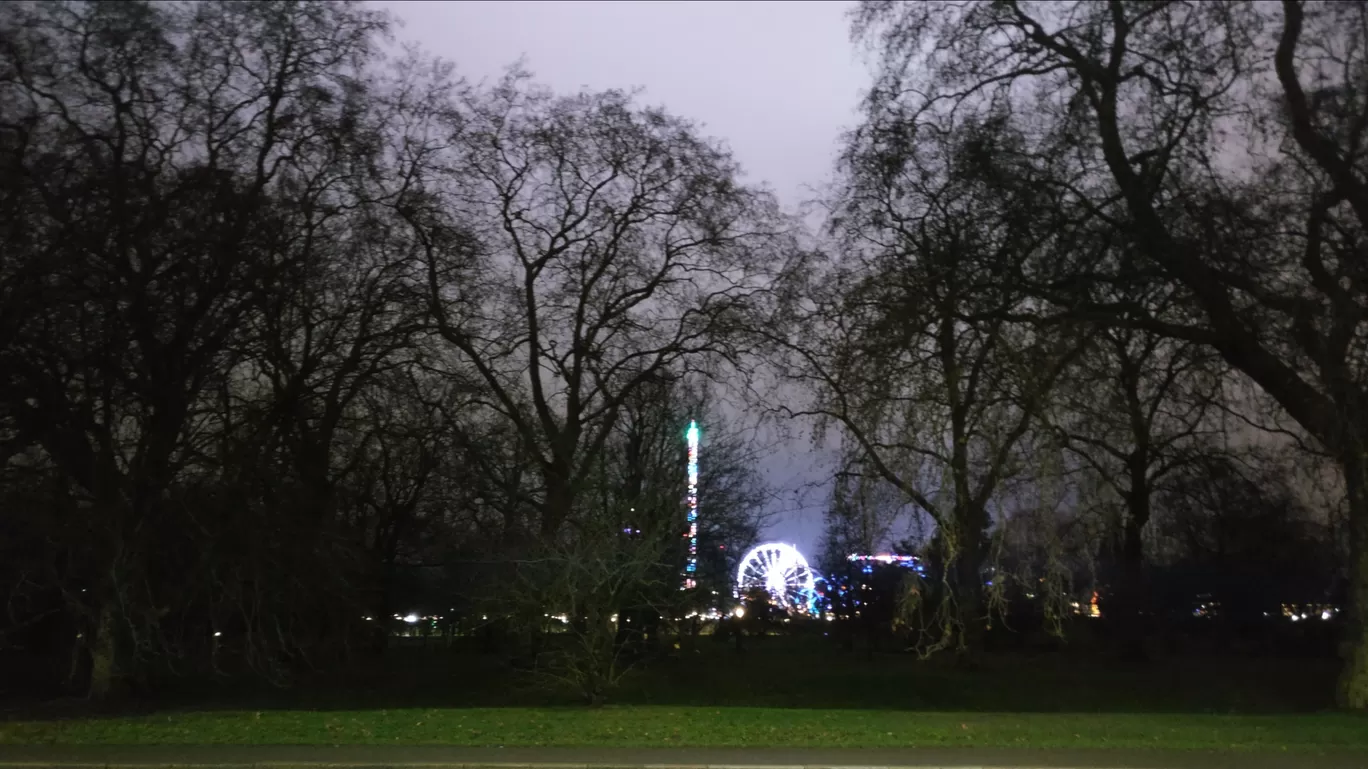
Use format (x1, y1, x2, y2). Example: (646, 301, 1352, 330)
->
(736, 542, 817, 613)
(683, 420, 920, 617)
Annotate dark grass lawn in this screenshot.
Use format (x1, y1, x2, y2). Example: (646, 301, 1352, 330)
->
(2, 707, 1367, 750)
(222, 635, 1341, 714)
(2, 636, 1360, 750)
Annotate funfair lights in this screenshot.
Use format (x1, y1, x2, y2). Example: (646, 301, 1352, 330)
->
(682, 420, 699, 590)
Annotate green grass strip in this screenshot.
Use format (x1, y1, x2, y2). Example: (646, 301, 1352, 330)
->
(3, 707, 1367, 750)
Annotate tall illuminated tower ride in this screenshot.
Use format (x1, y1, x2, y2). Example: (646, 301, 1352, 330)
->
(683, 420, 700, 590)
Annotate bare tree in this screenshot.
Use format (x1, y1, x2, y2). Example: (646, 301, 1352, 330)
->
(507, 514, 676, 705)
(344, 368, 457, 652)
(0, 0, 388, 696)
(820, 461, 913, 568)
(767, 117, 1088, 655)
(853, 0, 1368, 707)
(1045, 324, 1225, 654)
(398, 71, 786, 543)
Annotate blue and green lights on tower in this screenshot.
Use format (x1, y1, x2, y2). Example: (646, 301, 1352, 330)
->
(683, 420, 700, 590)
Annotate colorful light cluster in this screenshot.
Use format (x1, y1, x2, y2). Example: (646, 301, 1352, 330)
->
(818, 554, 929, 618)
(847, 553, 921, 565)
(682, 420, 700, 590)
(737, 542, 817, 614)
(847, 553, 927, 577)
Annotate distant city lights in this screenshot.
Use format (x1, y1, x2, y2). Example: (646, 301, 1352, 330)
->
(1282, 603, 1338, 622)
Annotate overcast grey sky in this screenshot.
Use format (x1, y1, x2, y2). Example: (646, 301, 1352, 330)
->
(371, 0, 872, 556)
(373, 0, 868, 210)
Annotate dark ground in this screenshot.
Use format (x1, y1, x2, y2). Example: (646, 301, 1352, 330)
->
(2, 626, 1339, 719)
(3, 745, 1368, 769)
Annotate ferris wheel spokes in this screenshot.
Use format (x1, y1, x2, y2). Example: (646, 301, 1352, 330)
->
(736, 542, 816, 613)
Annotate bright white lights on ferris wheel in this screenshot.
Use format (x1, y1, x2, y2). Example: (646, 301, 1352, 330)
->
(736, 542, 816, 613)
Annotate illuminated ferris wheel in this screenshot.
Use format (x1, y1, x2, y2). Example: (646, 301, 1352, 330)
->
(736, 542, 817, 613)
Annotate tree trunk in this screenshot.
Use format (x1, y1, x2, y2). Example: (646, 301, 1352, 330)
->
(372, 554, 397, 654)
(954, 553, 985, 660)
(1338, 442, 1368, 710)
(1118, 473, 1152, 661)
(541, 470, 573, 540)
(66, 631, 85, 690)
(86, 601, 117, 700)
(372, 595, 391, 655)
(950, 502, 988, 660)
(952, 512, 986, 660)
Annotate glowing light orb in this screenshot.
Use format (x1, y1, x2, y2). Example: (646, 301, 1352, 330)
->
(736, 542, 817, 613)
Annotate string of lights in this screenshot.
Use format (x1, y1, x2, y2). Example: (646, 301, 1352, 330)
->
(683, 420, 699, 590)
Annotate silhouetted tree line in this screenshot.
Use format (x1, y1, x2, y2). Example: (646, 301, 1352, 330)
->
(790, 0, 1367, 708)
(3, 0, 1367, 712)
(0, 0, 776, 702)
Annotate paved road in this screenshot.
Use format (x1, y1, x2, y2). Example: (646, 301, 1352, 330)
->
(0, 746, 1365, 769)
